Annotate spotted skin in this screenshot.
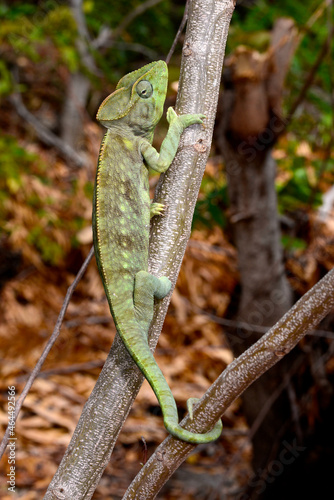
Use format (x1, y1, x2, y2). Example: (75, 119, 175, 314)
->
(93, 60, 222, 443)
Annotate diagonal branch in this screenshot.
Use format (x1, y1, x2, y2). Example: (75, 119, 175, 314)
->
(165, 0, 190, 64)
(9, 91, 86, 168)
(123, 266, 334, 499)
(285, 36, 330, 125)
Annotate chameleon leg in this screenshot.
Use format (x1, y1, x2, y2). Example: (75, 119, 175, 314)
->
(134, 271, 171, 334)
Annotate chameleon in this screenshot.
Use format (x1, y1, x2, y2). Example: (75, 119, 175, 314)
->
(92, 60, 222, 444)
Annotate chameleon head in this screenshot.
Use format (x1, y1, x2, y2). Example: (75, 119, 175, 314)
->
(96, 60, 168, 135)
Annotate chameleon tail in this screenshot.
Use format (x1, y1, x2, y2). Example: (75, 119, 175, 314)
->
(121, 330, 222, 444)
(112, 270, 222, 444)
(165, 419, 223, 444)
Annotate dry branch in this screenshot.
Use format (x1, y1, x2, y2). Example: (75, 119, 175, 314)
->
(9, 92, 86, 168)
(123, 267, 334, 499)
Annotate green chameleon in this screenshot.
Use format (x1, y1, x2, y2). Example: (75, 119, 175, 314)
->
(92, 60, 222, 443)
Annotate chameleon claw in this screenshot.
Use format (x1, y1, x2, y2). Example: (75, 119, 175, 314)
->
(150, 202, 165, 217)
(166, 106, 178, 124)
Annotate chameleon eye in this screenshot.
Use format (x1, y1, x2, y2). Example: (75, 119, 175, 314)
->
(136, 80, 153, 99)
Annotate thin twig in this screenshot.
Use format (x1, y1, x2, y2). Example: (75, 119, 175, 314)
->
(285, 36, 330, 126)
(185, 298, 334, 340)
(112, 0, 164, 41)
(9, 91, 86, 168)
(16, 359, 104, 382)
(69, 0, 101, 76)
(304, 0, 332, 31)
(286, 378, 303, 442)
(0, 247, 94, 460)
(165, 0, 190, 64)
(93, 0, 164, 50)
(108, 41, 159, 60)
(141, 437, 148, 465)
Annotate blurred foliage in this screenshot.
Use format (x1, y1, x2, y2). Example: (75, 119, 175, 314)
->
(195, 0, 333, 232)
(0, 136, 66, 264)
(281, 234, 307, 252)
(0, 134, 90, 265)
(0, 0, 183, 265)
(276, 139, 323, 211)
(0, 0, 180, 83)
(0, 135, 39, 200)
(0, 0, 333, 263)
(194, 171, 229, 229)
(232, 0, 334, 158)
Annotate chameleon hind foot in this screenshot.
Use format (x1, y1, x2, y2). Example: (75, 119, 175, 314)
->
(134, 272, 171, 333)
(154, 276, 171, 299)
(134, 271, 171, 302)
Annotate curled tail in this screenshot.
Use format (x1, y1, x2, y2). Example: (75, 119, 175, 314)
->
(123, 329, 222, 443)
(165, 418, 223, 444)
(115, 271, 223, 444)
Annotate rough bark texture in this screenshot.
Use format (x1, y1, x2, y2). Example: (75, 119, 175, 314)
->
(44, 1, 235, 498)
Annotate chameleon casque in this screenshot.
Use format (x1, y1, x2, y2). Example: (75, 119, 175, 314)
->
(92, 60, 222, 443)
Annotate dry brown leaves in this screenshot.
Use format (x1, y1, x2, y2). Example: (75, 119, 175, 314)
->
(0, 197, 245, 497)
(1, 122, 333, 497)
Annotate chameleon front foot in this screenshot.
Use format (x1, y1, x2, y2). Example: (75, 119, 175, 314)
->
(150, 201, 165, 217)
(166, 106, 206, 128)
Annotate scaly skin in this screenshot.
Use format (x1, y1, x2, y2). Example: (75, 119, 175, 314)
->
(92, 60, 222, 443)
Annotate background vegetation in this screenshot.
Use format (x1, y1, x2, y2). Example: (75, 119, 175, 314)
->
(0, 0, 333, 498)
